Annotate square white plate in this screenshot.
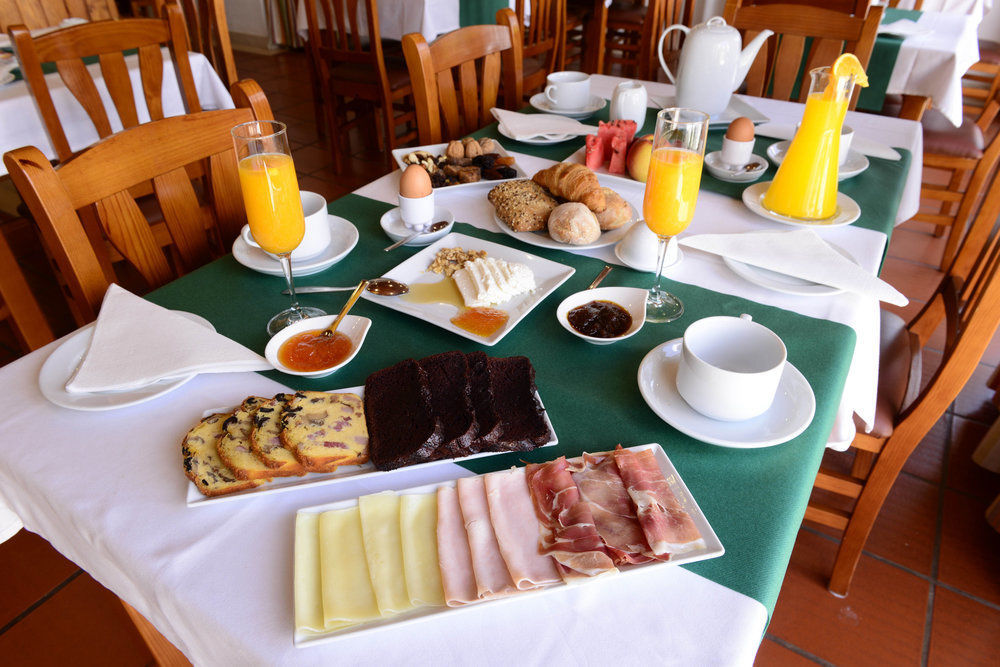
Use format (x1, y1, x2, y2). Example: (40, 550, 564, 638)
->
(362, 232, 575, 345)
(649, 94, 770, 128)
(186, 385, 558, 507)
(391, 141, 527, 189)
(293, 442, 725, 647)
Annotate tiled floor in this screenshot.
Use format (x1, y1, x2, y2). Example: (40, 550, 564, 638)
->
(1, 48, 998, 666)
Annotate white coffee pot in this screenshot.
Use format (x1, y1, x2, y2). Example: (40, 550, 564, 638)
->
(658, 16, 772, 117)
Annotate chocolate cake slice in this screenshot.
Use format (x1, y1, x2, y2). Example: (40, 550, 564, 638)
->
(364, 359, 444, 470)
(487, 355, 552, 451)
(417, 351, 478, 459)
(466, 350, 503, 451)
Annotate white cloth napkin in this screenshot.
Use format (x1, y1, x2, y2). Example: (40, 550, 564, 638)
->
(65, 284, 272, 394)
(680, 230, 908, 306)
(490, 108, 596, 139)
(878, 18, 931, 38)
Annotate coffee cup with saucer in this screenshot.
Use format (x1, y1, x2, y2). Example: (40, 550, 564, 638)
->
(241, 191, 330, 261)
(615, 224, 682, 273)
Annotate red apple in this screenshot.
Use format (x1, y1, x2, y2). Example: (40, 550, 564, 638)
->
(626, 134, 655, 182)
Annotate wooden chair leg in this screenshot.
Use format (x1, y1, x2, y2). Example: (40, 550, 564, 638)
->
(119, 598, 191, 666)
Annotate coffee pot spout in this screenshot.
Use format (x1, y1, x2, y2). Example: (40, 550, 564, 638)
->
(733, 29, 773, 92)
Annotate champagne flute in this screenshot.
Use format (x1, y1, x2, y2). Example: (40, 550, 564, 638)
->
(642, 108, 709, 323)
(232, 120, 325, 335)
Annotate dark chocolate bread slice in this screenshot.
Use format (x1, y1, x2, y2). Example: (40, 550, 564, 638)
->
(364, 359, 444, 470)
(417, 351, 477, 459)
(466, 350, 502, 451)
(487, 356, 552, 451)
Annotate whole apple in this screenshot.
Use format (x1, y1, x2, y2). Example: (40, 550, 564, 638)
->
(626, 134, 655, 182)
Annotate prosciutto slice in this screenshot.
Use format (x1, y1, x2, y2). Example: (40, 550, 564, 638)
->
(525, 457, 617, 578)
(613, 446, 703, 556)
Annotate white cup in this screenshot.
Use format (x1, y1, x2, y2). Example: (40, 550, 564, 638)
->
(398, 190, 435, 229)
(616, 224, 681, 273)
(720, 136, 754, 167)
(675, 314, 787, 421)
(241, 191, 330, 261)
(838, 125, 854, 165)
(544, 71, 591, 110)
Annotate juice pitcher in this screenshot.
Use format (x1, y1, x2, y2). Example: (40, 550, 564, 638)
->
(762, 57, 868, 220)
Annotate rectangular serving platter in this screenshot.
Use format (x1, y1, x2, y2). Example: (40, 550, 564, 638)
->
(293, 442, 724, 647)
(390, 141, 527, 189)
(186, 385, 558, 507)
(649, 93, 770, 128)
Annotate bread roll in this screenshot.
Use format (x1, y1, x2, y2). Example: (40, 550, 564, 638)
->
(594, 188, 632, 230)
(548, 203, 601, 245)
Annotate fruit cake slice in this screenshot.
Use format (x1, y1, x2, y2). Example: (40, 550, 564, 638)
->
(249, 393, 305, 476)
(216, 396, 283, 481)
(280, 391, 368, 472)
(182, 412, 264, 497)
(365, 359, 444, 470)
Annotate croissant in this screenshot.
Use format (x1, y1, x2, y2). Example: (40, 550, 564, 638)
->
(532, 163, 606, 213)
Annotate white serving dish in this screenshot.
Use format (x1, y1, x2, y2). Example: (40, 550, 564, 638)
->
(391, 141, 527, 190)
(555, 286, 647, 344)
(264, 314, 371, 378)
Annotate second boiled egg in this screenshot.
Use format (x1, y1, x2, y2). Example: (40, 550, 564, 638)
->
(725, 116, 755, 142)
(399, 164, 432, 198)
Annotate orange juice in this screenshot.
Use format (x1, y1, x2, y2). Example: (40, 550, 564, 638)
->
(643, 147, 703, 236)
(237, 152, 305, 254)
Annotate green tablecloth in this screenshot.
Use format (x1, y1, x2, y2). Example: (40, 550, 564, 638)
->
(460, 0, 509, 26)
(857, 8, 924, 112)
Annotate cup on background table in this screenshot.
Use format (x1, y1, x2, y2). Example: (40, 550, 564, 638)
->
(241, 191, 330, 260)
(544, 71, 591, 110)
(838, 125, 854, 165)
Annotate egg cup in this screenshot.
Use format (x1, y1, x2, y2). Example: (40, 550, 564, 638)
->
(721, 136, 754, 168)
(398, 191, 435, 230)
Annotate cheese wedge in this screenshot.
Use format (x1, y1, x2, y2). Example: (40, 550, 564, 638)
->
(319, 507, 380, 626)
(453, 257, 535, 307)
(359, 492, 413, 615)
(399, 493, 446, 606)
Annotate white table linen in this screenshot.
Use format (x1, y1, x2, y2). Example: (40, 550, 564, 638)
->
(0, 49, 234, 176)
(296, 0, 465, 42)
(895, 0, 992, 23)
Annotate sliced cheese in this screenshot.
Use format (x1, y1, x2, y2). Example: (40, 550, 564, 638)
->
(399, 493, 446, 607)
(358, 492, 413, 615)
(319, 507, 381, 626)
(293, 512, 327, 634)
(453, 257, 535, 307)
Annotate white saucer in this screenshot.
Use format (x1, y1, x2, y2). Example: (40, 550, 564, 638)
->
(496, 123, 576, 145)
(380, 205, 455, 246)
(529, 93, 607, 119)
(766, 140, 869, 181)
(39, 312, 213, 411)
(741, 182, 861, 228)
(231, 215, 358, 277)
(613, 241, 683, 273)
(704, 151, 768, 183)
(637, 338, 815, 448)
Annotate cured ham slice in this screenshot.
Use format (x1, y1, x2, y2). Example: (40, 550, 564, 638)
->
(613, 446, 704, 555)
(456, 476, 518, 599)
(435, 485, 480, 606)
(483, 468, 561, 589)
(525, 457, 617, 578)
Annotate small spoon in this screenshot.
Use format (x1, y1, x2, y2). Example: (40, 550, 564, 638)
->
(320, 280, 368, 338)
(285, 278, 410, 296)
(384, 220, 449, 252)
(588, 265, 613, 289)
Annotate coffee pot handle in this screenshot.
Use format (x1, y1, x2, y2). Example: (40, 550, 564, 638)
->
(658, 24, 689, 84)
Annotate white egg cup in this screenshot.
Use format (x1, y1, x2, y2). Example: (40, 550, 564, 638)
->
(721, 136, 755, 167)
(398, 191, 435, 230)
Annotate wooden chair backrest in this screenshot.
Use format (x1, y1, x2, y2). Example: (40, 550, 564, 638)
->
(402, 8, 523, 145)
(0, 0, 117, 32)
(515, 0, 562, 74)
(147, 0, 237, 87)
(0, 232, 54, 353)
(723, 0, 882, 109)
(745, 0, 870, 16)
(10, 2, 201, 163)
(3, 80, 272, 323)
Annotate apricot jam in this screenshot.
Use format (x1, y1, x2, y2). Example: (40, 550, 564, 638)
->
(278, 330, 352, 372)
(450, 307, 509, 338)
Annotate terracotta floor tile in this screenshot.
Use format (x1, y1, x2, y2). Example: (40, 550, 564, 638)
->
(948, 417, 1000, 502)
(768, 531, 928, 666)
(886, 224, 948, 269)
(928, 587, 1000, 667)
(904, 416, 950, 484)
(937, 490, 1000, 606)
(865, 474, 939, 576)
(754, 638, 819, 666)
(0, 530, 79, 628)
(880, 256, 947, 303)
(953, 363, 1000, 424)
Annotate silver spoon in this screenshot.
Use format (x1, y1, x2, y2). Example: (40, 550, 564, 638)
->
(319, 280, 368, 338)
(285, 278, 410, 296)
(384, 220, 449, 252)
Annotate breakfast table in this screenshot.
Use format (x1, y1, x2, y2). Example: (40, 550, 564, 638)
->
(0, 76, 921, 663)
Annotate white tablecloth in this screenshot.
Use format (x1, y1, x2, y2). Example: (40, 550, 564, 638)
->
(895, 0, 992, 23)
(296, 0, 466, 42)
(0, 50, 234, 176)
(359, 75, 923, 450)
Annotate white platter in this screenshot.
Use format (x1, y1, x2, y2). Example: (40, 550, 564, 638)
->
(766, 140, 870, 181)
(231, 215, 358, 277)
(528, 93, 607, 119)
(186, 385, 559, 506)
(492, 208, 637, 251)
(650, 94, 769, 128)
(722, 241, 856, 297)
(637, 339, 815, 448)
(292, 442, 724, 647)
(391, 141, 527, 189)
(741, 182, 861, 228)
(361, 232, 575, 346)
(40, 312, 212, 411)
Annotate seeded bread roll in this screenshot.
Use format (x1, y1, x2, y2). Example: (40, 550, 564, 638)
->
(280, 391, 369, 472)
(183, 412, 264, 497)
(249, 393, 306, 476)
(547, 202, 601, 245)
(488, 180, 557, 232)
(217, 396, 283, 481)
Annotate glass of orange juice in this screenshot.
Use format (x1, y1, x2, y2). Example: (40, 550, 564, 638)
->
(232, 120, 325, 335)
(642, 107, 709, 323)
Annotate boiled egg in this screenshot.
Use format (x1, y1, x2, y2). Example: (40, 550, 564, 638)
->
(399, 164, 432, 198)
(725, 116, 755, 142)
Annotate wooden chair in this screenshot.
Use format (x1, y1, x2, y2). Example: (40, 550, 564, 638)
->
(805, 155, 1000, 597)
(723, 0, 883, 110)
(9, 2, 201, 163)
(593, 0, 674, 80)
(143, 0, 238, 87)
(962, 41, 1000, 119)
(559, 0, 593, 71)
(515, 0, 563, 99)
(746, 0, 871, 15)
(402, 8, 523, 145)
(303, 0, 415, 173)
(3, 80, 272, 324)
(0, 0, 118, 31)
(0, 231, 54, 354)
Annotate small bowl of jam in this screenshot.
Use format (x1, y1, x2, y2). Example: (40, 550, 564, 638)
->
(265, 314, 372, 378)
(556, 286, 647, 345)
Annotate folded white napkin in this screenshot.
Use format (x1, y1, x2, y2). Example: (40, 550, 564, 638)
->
(65, 284, 273, 394)
(491, 108, 596, 139)
(877, 19, 930, 38)
(680, 230, 908, 306)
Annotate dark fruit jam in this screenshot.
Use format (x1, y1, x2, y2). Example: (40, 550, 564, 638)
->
(278, 330, 353, 371)
(567, 300, 632, 338)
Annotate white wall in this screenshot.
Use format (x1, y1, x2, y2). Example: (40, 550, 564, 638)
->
(224, 0, 269, 38)
(979, 3, 1000, 40)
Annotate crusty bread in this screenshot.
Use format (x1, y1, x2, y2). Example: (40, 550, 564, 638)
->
(532, 163, 606, 212)
(594, 188, 632, 230)
(217, 396, 281, 481)
(547, 202, 601, 245)
(280, 391, 369, 472)
(488, 179, 557, 232)
(249, 393, 306, 476)
(183, 412, 263, 497)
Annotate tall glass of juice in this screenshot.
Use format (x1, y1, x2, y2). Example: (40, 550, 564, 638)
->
(643, 107, 709, 323)
(232, 120, 325, 335)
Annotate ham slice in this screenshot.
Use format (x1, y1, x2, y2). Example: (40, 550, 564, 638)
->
(525, 457, 617, 578)
(483, 468, 561, 589)
(613, 446, 704, 556)
(456, 476, 517, 599)
(435, 485, 479, 606)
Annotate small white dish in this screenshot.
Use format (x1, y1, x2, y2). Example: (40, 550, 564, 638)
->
(741, 182, 860, 228)
(264, 314, 371, 378)
(722, 241, 856, 297)
(231, 215, 358, 277)
(555, 286, 647, 345)
(704, 151, 768, 183)
(529, 93, 607, 119)
(380, 205, 455, 247)
(496, 123, 576, 145)
(637, 338, 815, 448)
(614, 242, 684, 273)
(766, 140, 870, 181)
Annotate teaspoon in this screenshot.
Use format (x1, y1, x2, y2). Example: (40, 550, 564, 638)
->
(285, 278, 410, 297)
